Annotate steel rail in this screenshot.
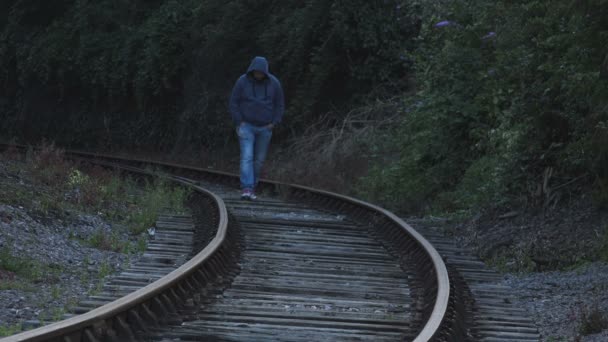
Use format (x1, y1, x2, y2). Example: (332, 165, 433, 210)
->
(63, 150, 451, 342)
(0, 159, 230, 342)
(0, 144, 451, 341)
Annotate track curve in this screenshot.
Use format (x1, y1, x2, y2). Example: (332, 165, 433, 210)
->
(0, 146, 457, 341)
(146, 193, 418, 341)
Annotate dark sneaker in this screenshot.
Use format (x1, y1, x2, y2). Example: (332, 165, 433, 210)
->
(241, 189, 252, 200)
(248, 191, 257, 201)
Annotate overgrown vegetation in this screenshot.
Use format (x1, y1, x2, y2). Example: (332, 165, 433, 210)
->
(268, 99, 400, 192)
(0, 324, 22, 337)
(0, 1, 606, 222)
(360, 0, 608, 214)
(0, 0, 419, 150)
(0, 145, 190, 331)
(0, 247, 59, 284)
(128, 177, 189, 234)
(88, 259, 114, 296)
(1, 144, 190, 237)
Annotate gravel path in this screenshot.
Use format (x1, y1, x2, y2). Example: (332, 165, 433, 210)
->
(502, 262, 608, 341)
(408, 206, 608, 341)
(428, 197, 608, 341)
(0, 204, 135, 329)
(0, 157, 144, 334)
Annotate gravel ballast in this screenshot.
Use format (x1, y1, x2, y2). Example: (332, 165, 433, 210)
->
(435, 198, 608, 341)
(502, 262, 608, 341)
(0, 203, 135, 329)
(0, 157, 144, 333)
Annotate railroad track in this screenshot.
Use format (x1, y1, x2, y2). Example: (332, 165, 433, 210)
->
(0, 145, 540, 341)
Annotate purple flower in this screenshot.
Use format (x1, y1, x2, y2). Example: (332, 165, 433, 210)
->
(434, 20, 452, 28)
(482, 31, 497, 40)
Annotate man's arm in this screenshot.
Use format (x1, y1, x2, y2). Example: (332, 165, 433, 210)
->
(229, 77, 244, 126)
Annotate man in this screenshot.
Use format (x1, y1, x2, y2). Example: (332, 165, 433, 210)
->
(229, 56, 285, 200)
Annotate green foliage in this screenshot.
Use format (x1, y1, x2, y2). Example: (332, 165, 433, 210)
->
(86, 228, 149, 253)
(86, 230, 117, 251)
(98, 260, 113, 279)
(134, 235, 148, 254)
(0, 247, 49, 282)
(362, 0, 608, 213)
(0, 323, 22, 337)
(0, 280, 35, 291)
(0, 0, 420, 149)
(88, 259, 113, 295)
(128, 177, 190, 234)
(1, 149, 186, 295)
(37, 305, 68, 325)
(51, 285, 62, 300)
(50, 307, 66, 322)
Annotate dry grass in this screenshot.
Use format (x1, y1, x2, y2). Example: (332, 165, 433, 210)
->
(266, 98, 401, 194)
(578, 304, 608, 336)
(27, 143, 73, 186)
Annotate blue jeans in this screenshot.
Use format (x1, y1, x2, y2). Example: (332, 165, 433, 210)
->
(237, 122, 272, 190)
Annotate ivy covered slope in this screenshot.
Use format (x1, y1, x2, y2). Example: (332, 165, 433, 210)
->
(361, 0, 608, 212)
(0, 0, 419, 149)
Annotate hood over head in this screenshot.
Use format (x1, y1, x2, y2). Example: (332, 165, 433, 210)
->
(247, 56, 269, 78)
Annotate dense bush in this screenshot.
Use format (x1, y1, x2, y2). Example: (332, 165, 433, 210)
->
(360, 0, 608, 213)
(0, 0, 419, 149)
(3, 0, 607, 214)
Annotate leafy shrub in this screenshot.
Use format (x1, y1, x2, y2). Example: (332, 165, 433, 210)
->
(362, 0, 608, 213)
(0, 247, 47, 282)
(0, 0, 421, 149)
(128, 177, 190, 234)
(0, 324, 22, 337)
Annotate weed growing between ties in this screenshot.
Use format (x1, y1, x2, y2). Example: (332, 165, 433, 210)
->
(127, 177, 190, 235)
(86, 260, 114, 296)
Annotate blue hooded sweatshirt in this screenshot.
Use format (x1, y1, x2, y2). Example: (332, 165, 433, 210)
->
(229, 56, 285, 127)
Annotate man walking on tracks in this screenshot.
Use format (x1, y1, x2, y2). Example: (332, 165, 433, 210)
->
(229, 56, 285, 200)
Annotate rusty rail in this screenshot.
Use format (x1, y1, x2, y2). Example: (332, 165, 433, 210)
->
(0, 155, 234, 342)
(0, 145, 454, 341)
(64, 150, 453, 341)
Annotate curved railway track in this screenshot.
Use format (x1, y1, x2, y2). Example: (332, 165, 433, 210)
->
(0, 145, 539, 341)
